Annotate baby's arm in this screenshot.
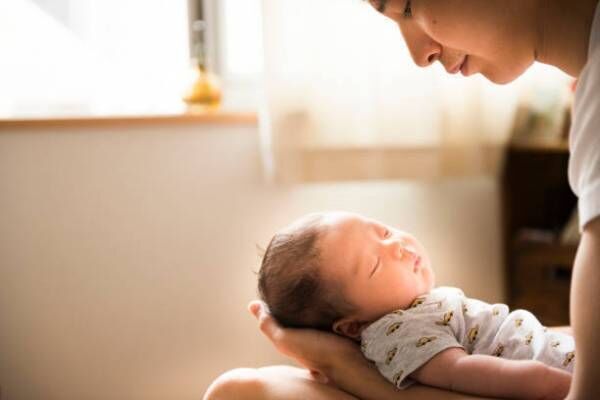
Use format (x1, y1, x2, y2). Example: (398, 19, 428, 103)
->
(411, 348, 571, 400)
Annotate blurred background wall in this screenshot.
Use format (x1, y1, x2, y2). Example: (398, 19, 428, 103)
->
(0, 121, 503, 399)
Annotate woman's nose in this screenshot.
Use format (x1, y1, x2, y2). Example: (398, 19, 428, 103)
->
(414, 42, 441, 67)
(400, 26, 442, 68)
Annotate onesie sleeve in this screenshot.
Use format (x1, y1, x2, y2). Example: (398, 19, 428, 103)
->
(360, 310, 464, 389)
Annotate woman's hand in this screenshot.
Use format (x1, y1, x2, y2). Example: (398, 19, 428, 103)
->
(249, 300, 509, 400)
(248, 300, 361, 386)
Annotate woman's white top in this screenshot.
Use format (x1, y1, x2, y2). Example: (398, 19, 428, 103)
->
(569, 1, 600, 230)
(360, 287, 575, 389)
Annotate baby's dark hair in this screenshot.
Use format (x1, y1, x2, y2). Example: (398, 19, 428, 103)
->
(257, 213, 355, 331)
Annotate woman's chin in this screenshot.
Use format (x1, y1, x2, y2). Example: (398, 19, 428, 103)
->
(484, 65, 531, 85)
(486, 72, 519, 85)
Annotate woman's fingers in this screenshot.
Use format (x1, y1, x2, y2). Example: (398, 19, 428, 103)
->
(248, 300, 283, 342)
(247, 300, 263, 318)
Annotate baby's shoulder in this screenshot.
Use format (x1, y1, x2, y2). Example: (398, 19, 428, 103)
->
(413, 286, 465, 310)
(428, 286, 465, 300)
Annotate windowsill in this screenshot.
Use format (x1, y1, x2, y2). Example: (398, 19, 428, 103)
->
(0, 108, 258, 129)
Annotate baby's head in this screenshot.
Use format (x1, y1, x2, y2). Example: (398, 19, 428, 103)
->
(258, 211, 435, 339)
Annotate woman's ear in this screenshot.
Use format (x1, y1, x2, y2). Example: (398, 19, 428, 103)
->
(332, 316, 368, 339)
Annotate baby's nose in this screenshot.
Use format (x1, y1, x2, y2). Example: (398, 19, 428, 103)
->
(392, 242, 417, 260)
(389, 240, 407, 258)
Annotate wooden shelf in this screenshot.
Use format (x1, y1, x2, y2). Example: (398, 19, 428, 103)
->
(501, 144, 577, 326)
(509, 137, 569, 152)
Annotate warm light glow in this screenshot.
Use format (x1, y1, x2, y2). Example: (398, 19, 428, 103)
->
(0, 0, 190, 117)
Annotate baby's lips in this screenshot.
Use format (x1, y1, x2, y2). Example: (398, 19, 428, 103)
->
(413, 255, 422, 272)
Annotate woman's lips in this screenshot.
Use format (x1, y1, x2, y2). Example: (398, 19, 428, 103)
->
(460, 56, 469, 76)
(448, 56, 466, 74)
(448, 56, 469, 75)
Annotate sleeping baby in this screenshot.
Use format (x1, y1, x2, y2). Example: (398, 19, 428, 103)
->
(257, 211, 574, 400)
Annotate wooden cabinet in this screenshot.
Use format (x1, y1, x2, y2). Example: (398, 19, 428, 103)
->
(500, 141, 577, 326)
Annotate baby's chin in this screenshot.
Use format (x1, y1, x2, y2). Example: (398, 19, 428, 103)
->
(423, 267, 436, 292)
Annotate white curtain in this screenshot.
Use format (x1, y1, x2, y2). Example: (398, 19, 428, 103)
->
(258, 0, 571, 182)
(0, 0, 189, 117)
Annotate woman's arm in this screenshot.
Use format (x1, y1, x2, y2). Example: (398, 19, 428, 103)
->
(566, 217, 600, 399)
(248, 301, 495, 400)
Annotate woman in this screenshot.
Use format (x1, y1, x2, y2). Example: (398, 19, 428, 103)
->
(205, 1, 600, 399)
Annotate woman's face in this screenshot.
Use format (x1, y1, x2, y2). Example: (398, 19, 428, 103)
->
(369, 0, 538, 84)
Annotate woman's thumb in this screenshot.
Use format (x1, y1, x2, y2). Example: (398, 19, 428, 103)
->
(247, 300, 263, 318)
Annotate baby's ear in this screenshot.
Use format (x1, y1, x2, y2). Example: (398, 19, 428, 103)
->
(333, 317, 367, 339)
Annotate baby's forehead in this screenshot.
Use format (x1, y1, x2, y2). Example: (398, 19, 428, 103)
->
(323, 213, 376, 234)
(320, 211, 367, 226)
(318, 218, 370, 258)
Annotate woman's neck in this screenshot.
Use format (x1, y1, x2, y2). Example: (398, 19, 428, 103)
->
(534, 0, 599, 77)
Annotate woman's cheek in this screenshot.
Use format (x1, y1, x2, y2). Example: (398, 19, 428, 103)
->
(414, 2, 459, 44)
(418, 22, 462, 53)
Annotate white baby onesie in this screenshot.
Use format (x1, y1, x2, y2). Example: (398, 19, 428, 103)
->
(360, 287, 575, 389)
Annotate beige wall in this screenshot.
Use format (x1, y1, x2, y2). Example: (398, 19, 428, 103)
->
(0, 122, 503, 400)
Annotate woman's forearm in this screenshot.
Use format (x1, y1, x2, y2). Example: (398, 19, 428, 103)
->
(330, 349, 489, 400)
(249, 301, 499, 399)
(330, 349, 401, 400)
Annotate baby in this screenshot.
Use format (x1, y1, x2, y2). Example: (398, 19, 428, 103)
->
(258, 211, 574, 400)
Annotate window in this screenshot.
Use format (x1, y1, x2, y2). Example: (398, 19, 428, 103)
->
(218, 0, 263, 80)
(0, 0, 262, 117)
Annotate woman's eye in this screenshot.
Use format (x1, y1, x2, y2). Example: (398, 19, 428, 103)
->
(384, 229, 392, 238)
(370, 0, 386, 13)
(403, 0, 412, 17)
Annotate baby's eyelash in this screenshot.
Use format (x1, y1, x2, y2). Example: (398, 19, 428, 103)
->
(370, 258, 380, 277)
